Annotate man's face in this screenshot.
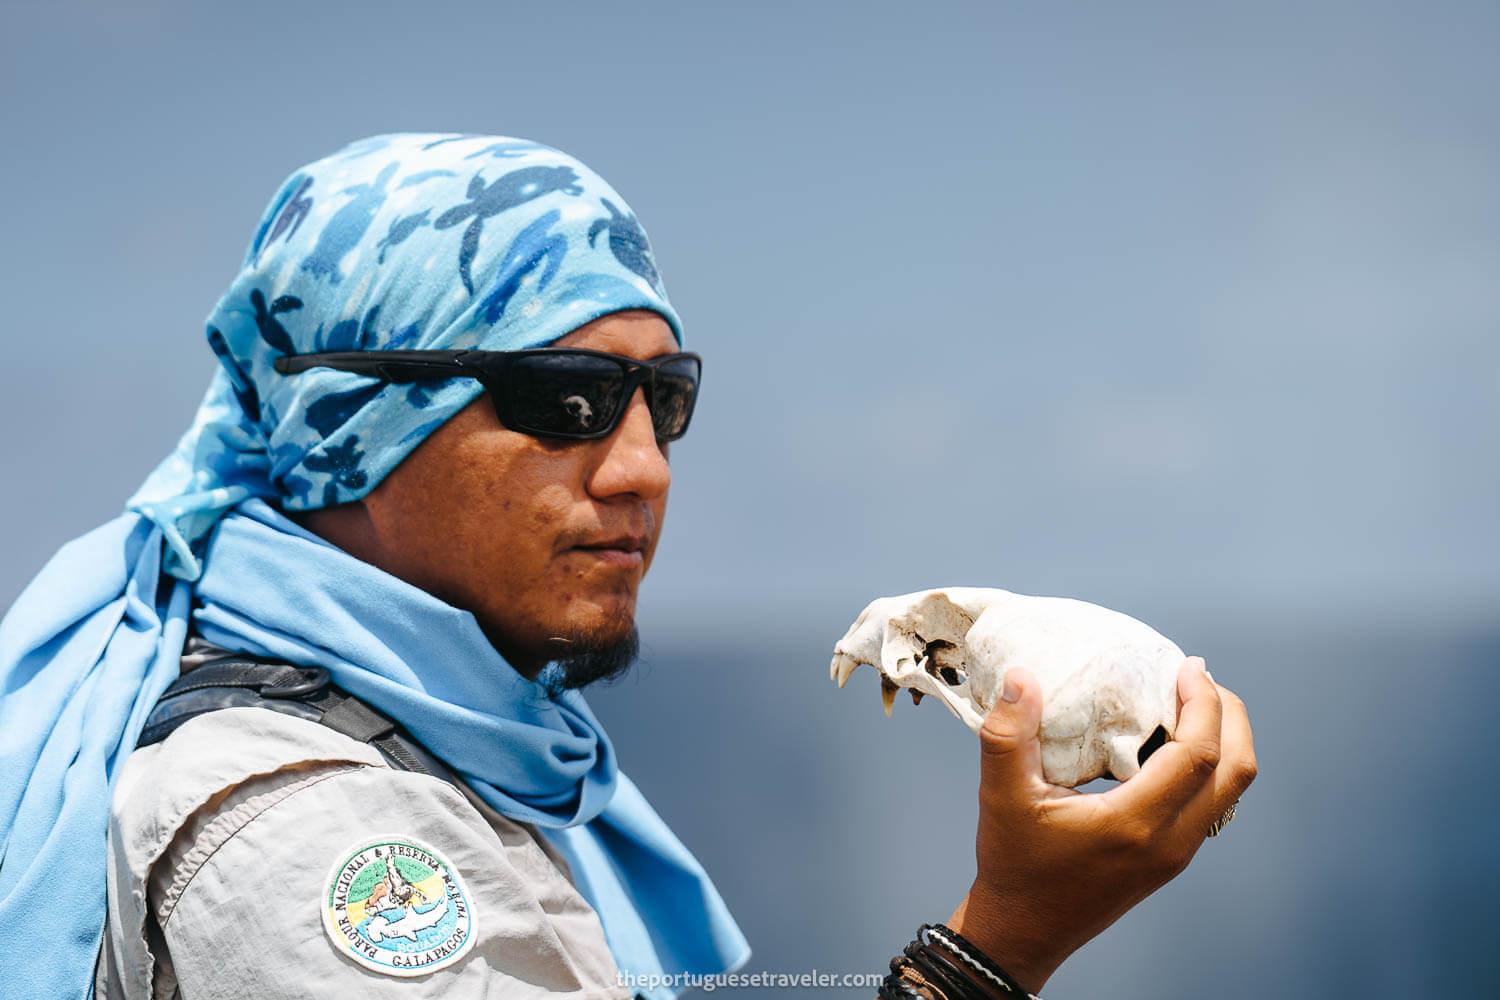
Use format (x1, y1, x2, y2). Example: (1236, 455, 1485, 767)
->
(344, 310, 677, 674)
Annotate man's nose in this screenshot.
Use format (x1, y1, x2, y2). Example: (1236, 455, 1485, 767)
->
(586, 387, 671, 500)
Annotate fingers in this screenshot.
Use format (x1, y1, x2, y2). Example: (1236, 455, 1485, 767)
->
(979, 657, 1256, 845)
(1111, 658, 1223, 817)
(978, 667, 1046, 807)
(1181, 682, 1258, 830)
(1214, 682, 1257, 799)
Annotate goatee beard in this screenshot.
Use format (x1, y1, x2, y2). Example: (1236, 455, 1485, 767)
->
(538, 626, 640, 697)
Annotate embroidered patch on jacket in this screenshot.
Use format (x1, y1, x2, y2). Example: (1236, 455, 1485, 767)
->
(323, 836, 476, 977)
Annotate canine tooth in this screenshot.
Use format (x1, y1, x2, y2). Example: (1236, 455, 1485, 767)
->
(831, 654, 862, 688)
(881, 677, 898, 717)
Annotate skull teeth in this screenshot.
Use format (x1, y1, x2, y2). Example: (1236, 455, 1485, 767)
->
(830, 654, 862, 688)
(881, 677, 898, 717)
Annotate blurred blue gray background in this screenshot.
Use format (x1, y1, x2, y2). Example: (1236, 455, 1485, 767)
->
(2, 1, 1496, 996)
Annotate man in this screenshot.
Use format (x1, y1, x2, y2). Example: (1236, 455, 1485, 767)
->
(0, 133, 1255, 999)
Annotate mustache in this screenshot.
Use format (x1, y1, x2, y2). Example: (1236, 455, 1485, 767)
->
(555, 504, 657, 550)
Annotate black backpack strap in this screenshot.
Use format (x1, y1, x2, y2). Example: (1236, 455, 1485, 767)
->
(140, 653, 462, 788)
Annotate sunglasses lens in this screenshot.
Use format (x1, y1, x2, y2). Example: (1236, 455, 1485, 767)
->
(502, 351, 701, 439)
(649, 356, 700, 440)
(508, 354, 625, 436)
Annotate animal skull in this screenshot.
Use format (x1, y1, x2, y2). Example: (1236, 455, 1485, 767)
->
(829, 588, 1184, 787)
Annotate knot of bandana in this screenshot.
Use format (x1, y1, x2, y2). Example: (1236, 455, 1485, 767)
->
(128, 132, 681, 579)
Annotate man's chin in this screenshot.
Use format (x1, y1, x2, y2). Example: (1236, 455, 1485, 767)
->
(538, 624, 640, 697)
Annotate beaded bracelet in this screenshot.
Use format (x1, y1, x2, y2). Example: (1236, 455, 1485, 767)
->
(877, 924, 1043, 1000)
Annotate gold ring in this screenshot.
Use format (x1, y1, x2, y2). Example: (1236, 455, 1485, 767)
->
(1206, 801, 1237, 837)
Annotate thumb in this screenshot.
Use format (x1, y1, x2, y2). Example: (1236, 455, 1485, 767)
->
(979, 667, 1046, 798)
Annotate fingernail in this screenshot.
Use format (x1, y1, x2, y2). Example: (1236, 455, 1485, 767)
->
(1001, 671, 1020, 703)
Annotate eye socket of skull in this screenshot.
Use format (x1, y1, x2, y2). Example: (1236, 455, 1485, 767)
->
(889, 591, 975, 678)
(920, 639, 967, 686)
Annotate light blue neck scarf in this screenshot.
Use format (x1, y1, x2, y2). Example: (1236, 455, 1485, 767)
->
(0, 133, 747, 999)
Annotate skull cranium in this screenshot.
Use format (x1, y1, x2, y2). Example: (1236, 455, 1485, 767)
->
(829, 588, 1183, 787)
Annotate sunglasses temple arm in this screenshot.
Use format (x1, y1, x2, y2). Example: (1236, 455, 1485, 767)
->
(273, 353, 479, 382)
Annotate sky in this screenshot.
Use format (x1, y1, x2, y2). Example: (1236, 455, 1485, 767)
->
(1, 1, 1496, 995)
(2, 0, 1495, 631)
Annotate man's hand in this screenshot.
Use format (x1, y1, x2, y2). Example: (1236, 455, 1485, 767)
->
(948, 658, 1257, 993)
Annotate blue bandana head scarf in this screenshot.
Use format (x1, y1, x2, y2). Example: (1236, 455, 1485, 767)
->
(0, 133, 747, 1000)
(134, 131, 683, 578)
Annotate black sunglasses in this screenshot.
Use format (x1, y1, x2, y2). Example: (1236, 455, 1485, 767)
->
(273, 348, 702, 441)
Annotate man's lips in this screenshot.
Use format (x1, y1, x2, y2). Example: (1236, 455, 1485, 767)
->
(569, 536, 648, 567)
